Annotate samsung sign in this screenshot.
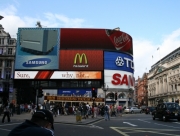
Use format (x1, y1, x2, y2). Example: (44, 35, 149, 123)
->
(22, 58, 51, 67)
(104, 51, 134, 73)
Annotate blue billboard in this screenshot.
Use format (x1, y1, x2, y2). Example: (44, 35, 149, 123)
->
(104, 51, 134, 73)
(58, 88, 96, 96)
(15, 28, 60, 70)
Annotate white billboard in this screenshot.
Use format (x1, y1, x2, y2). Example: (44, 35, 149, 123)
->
(104, 70, 135, 89)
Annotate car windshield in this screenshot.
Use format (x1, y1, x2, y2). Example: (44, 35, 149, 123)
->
(166, 103, 179, 109)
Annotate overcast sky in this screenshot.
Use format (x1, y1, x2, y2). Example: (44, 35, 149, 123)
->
(0, 0, 180, 79)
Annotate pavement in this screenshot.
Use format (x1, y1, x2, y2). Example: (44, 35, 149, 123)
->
(0, 112, 104, 125)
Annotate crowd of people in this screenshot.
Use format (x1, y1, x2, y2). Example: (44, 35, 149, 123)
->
(1, 100, 125, 123)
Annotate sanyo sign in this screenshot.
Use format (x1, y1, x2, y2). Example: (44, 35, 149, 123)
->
(104, 70, 135, 89)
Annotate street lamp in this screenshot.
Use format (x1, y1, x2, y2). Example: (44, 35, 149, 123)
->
(102, 83, 109, 105)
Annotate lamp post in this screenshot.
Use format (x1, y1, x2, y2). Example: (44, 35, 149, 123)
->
(102, 83, 109, 105)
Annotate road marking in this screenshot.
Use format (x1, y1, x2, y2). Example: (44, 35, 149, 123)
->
(110, 127, 180, 136)
(123, 122, 137, 126)
(0, 128, 11, 131)
(110, 127, 129, 136)
(90, 124, 104, 129)
(54, 122, 103, 129)
(0, 122, 21, 127)
(154, 123, 180, 129)
(173, 122, 180, 125)
(138, 119, 151, 123)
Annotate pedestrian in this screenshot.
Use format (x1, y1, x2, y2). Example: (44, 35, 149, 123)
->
(111, 104, 116, 117)
(104, 104, 110, 121)
(8, 109, 54, 136)
(93, 104, 98, 118)
(45, 100, 50, 110)
(2, 102, 11, 123)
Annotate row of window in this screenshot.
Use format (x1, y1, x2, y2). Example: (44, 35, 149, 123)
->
(0, 48, 13, 55)
(0, 69, 11, 79)
(0, 38, 15, 45)
(0, 60, 12, 67)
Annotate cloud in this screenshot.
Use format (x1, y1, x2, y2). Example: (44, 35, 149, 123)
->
(133, 28, 180, 79)
(1, 5, 180, 80)
(0, 5, 87, 37)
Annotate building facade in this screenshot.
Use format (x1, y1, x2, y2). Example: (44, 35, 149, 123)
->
(0, 24, 16, 105)
(137, 73, 148, 107)
(14, 28, 135, 107)
(148, 47, 180, 106)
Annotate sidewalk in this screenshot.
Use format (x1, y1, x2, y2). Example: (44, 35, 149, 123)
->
(0, 113, 104, 125)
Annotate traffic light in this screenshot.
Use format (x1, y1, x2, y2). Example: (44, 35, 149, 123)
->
(115, 93, 117, 100)
(91, 88, 97, 98)
(37, 87, 43, 98)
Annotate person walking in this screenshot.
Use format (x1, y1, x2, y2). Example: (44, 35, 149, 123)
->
(2, 102, 11, 123)
(104, 104, 110, 121)
(93, 104, 98, 118)
(8, 109, 54, 136)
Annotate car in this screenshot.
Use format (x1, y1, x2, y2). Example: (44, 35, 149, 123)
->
(145, 107, 155, 114)
(152, 102, 180, 121)
(124, 107, 142, 114)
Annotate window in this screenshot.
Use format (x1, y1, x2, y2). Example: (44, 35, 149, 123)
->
(0, 48, 3, 54)
(175, 84, 177, 91)
(7, 48, 12, 55)
(5, 70, 11, 79)
(6, 60, 11, 67)
(0, 60, 2, 67)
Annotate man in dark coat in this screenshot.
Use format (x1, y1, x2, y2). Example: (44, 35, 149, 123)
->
(8, 109, 54, 136)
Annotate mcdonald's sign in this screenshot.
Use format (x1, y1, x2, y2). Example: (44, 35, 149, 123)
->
(59, 50, 103, 70)
(73, 53, 88, 68)
(74, 53, 88, 64)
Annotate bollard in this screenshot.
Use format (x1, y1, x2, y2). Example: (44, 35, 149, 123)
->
(76, 111, 82, 122)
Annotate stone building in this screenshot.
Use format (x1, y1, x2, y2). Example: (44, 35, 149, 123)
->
(0, 24, 16, 105)
(137, 73, 148, 106)
(148, 47, 180, 106)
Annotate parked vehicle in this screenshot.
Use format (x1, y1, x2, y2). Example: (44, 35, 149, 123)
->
(152, 102, 180, 121)
(124, 107, 142, 114)
(145, 107, 155, 114)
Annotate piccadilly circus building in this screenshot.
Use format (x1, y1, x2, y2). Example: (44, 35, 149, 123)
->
(14, 28, 134, 107)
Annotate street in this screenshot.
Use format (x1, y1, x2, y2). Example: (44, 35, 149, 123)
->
(1, 113, 180, 136)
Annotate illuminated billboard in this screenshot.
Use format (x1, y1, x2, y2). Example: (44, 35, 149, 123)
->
(14, 71, 102, 79)
(59, 50, 103, 70)
(104, 51, 134, 73)
(60, 28, 133, 55)
(15, 28, 60, 70)
(104, 70, 134, 89)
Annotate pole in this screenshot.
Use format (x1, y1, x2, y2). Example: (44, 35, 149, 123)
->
(104, 90, 106, 105)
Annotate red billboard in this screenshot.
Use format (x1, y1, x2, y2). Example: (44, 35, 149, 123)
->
(59, 50, 103, 70)
(60, 28, 133, 55)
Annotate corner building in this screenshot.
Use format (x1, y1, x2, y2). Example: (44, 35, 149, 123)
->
(14, 28, 134, 107)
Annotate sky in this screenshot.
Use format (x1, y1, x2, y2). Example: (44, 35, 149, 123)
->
(0, 0, 180, 79)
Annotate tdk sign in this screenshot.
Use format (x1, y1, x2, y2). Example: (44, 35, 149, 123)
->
(104, 51, 134, 73)
(22, 58, 51, 67)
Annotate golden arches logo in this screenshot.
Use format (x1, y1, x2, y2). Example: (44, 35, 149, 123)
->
(74, 53, 88, 64)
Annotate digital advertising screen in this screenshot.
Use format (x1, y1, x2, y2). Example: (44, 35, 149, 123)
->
(15, 28, 60, 70)
(104, 70, 135, 90)
(60, 28, 133, 55)
(104, 51, 134, 73)
(14, 71, 102, 79)
(59, 50, 103, 70)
